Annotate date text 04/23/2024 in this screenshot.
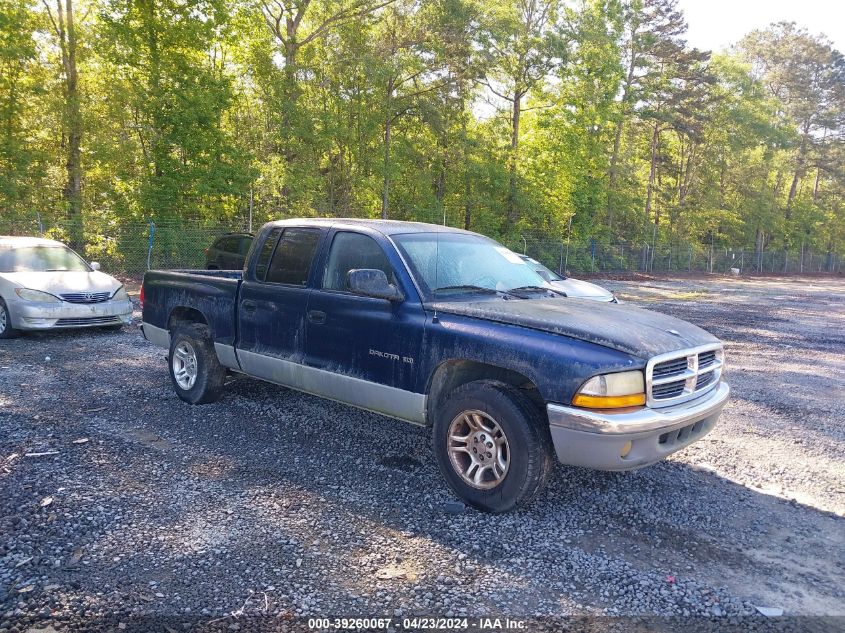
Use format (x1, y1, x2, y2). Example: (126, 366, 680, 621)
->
(307, 617, 527, 630)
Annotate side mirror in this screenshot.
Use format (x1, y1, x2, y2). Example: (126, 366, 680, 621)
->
(347, 269, 403, 302)
(90, 262, 101, 271)
(535, 269, 552, 283)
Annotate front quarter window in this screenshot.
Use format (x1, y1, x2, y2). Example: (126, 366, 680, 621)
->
(392, 232, 548, 299)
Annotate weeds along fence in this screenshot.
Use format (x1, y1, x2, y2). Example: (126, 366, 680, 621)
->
(1, 216, 842, 278)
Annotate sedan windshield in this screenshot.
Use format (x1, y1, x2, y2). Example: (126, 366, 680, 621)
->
(392, 232, 549, 298)
(0, 245, 90, 273)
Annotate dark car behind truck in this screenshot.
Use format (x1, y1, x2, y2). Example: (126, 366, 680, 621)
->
(141, 219, 729, 512)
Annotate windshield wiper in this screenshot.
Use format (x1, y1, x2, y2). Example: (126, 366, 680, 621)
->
(434, 285, 519, 299)
(434, 285, 499, 294)
(507, 285, 567, 297)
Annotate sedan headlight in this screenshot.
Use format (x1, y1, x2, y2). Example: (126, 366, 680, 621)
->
(572, 370, 645, 409)
(112, 285, 129, 301)
(15, 288, 62, 303)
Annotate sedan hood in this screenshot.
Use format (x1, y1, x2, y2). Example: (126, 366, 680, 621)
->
(550, 277, 614, 301)
(0, 270, 121, 297)
(428, 297, 719, 358)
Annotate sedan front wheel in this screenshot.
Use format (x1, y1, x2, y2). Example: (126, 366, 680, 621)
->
(0, 300, 19, 339)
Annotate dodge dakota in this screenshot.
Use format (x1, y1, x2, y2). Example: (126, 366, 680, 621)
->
(141, 219, 729, 512)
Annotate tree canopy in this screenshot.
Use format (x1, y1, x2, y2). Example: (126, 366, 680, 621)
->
(1, 0, 843, 265)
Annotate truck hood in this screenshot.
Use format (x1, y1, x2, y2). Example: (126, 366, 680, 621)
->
(428, 297, 719, 358)
(0, 270, 122, 296)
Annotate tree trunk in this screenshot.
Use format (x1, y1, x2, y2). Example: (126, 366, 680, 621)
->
(506, 91, 521, 224)
(786, 121, 811, 218)
(57, 0, 83, 253)
(381, 76, 394, 220)
(606, 36, 637, 230)
(644, 119, 660, 226)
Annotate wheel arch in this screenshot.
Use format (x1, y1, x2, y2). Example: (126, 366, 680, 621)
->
(167, 306, 209, 332)
(426, 359, 544, 424)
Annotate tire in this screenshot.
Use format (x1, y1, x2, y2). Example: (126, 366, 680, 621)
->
(433, 380, 554, 513)
(168, 325, 226, 404)
(0, 299, 20, 339)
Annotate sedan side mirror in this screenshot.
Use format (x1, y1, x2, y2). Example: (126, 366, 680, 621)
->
(347, 269, 403, 302)
(90, 262, 101, 271)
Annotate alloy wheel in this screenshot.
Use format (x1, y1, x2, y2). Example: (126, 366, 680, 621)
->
(172, 341, 198, 390)
(447, 410, 510, 489)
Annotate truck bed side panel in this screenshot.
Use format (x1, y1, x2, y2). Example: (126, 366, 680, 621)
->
(142, 270, 241, 347)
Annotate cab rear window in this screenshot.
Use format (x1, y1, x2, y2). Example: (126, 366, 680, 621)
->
(265, 228, 322, 285)
(253, 229, 282, 280)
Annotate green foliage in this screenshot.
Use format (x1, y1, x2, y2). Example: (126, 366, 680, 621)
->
(0, 0, 843, 262)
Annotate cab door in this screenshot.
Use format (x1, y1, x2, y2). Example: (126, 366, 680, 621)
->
(237, 227, 323, 381)
(303, 230, 426, 421)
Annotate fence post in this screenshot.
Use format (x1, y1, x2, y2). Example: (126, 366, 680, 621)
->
(147, 221, 156, 270)
(688, 246, 692, 272)
(709, 237, 713, 274)
(800, 239, 804, 273)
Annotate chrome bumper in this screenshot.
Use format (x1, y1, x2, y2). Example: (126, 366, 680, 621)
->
(11, 298, 133, 330)
(546, 381, 729, 471)
(140, 322, 170, 348)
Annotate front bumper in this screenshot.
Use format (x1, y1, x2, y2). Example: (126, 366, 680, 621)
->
(10, 298, 133, 330)
(546, 381, 729, 471)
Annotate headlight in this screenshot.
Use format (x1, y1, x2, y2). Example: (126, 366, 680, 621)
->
(15, 288, 62, 303)
(112, 285, 129, 301)
(572, 370, 645, 409)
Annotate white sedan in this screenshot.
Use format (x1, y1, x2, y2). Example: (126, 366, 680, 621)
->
(0, 236, 133, 338)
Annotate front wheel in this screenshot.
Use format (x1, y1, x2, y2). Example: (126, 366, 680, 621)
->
(433, 380, 554, 513)
(0, 300, 20, 339)
(168, 326, 226, 404)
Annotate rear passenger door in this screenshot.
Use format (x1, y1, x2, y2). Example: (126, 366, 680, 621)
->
(237, 227, 323, 382)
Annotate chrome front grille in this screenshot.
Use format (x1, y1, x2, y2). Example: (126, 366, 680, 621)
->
(646, 344, 724, 408)
(60, 291, 112, 304)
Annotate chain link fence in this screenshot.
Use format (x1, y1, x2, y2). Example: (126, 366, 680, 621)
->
(1, 216, 842, 278)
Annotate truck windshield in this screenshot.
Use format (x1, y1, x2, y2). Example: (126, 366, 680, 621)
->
(392, 232, 549, 298)
(0, 245, 91, 273)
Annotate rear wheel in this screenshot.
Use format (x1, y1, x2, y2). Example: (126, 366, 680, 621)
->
(0, 300, 20, 339)
(433, 380, 554, 513)
(168, 325, 226, 404)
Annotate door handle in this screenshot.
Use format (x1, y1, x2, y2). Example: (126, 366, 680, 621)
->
(307, 310, 326, 324)
(242, 300, 257, 313)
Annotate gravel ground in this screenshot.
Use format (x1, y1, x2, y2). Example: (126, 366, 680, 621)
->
(1, 275, 844, 631)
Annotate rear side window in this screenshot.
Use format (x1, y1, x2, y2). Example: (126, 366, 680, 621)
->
(239, 237, 253, 255)
(253, 228, 282, 280)
(265, 228, 322, 285)
(322, 232, 396, 290)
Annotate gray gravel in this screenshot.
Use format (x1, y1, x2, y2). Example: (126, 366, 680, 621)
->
(1, 275, 844, 631)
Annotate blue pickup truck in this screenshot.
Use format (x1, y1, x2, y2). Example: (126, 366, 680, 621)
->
(141, 219, 729, 512)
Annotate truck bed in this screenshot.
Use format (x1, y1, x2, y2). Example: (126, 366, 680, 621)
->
(142, 269, 242, 348)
